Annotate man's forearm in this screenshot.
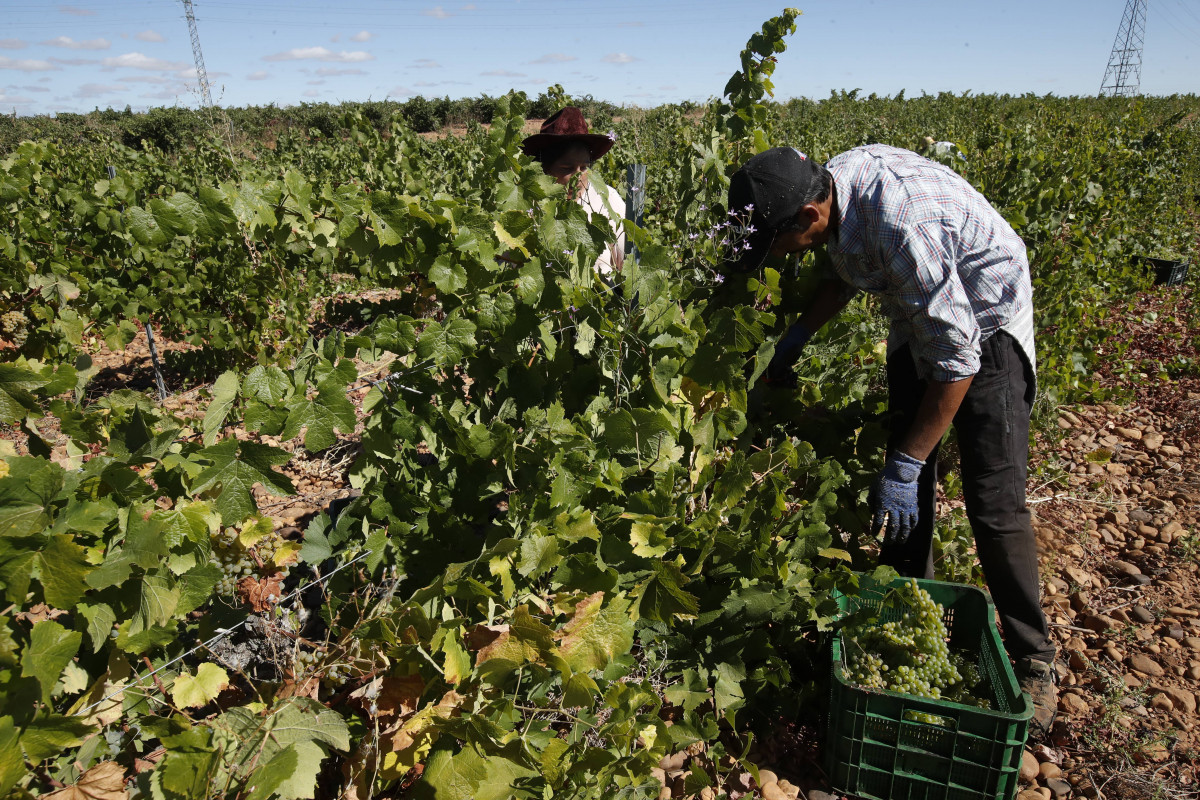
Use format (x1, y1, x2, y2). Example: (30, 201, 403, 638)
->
(797, 278, 853, 335)
(896, 376, 974, 462)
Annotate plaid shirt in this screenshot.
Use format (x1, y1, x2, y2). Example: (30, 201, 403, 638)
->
(824, 145, 1034, 382)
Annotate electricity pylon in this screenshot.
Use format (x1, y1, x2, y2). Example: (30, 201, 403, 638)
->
(1099, 0, 1147, 97)
(181, 0, 213, 107)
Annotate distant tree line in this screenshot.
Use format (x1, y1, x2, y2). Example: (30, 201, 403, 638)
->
(0, 87, 626, 155)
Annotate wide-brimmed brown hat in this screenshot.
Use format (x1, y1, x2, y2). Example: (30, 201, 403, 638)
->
(521, 106, 615, 160)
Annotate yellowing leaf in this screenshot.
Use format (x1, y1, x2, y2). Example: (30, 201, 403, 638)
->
(440, 636, 471, 685)
(630, 521, 671, 558)
(237, 516, 274, 548)
(171, 663, 229, 708)
(556, 592, 635, 675)
(378, 706, 445, 779)
(817, 547, 852, 562)
(272, 541, 301, 567)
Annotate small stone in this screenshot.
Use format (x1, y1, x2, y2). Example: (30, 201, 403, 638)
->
(761, 783, 788, 800)
(1017, 790, 1044, 800)
(1115, 426, 1142, 440)
(1082, 614, 1118, 633)
(1058, 693, 1089, 716)
(1035, 790, 1053, 800)
(1167, 606, 1199, 618)
(1130, 606, 1155, 624)
(1068, 651, 1089, 671)
(1150, 693, 1175, 712)
(1020, 750, 1039, 783)
(1039, 762, 1063, 781)
(1046, 776, 1072, 798)
(776, 781, 801, 800)
(1129, 653, 1165, 676)
(756, 769, 778, 787)
(659, 752, 686, 772)
(1160, 686, 1197, 713)
(803, 790, 833, 800)
(1184, 637, 1200, 651)
(1142, 432, 1163, 450)
(1124, 673, 1143, 689)
(1137, 742, 1171, 763)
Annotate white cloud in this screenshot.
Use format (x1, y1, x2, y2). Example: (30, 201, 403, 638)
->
(0, 56, 59, 72)
(49, 57, 99, 66)
(306, 79, 324, 85)
(658, 84, 677, 90)
(303, 89, 320, 97)
(422, 6, 452, 18)
(43, 36, 111, 50)
(247, 70, 270, 80)
(411, 58, 441, 69)
(388, 85, 415, 96)
(21, 85, 51, 92)
(602, 53, 637, 64)
(349, 31, 373, 42)
(135, 30, 165, 43)
(102, 52, 188, 71)
(59, 5, 96, 15)
(72, 82, 126, 98)
(0, 91, 34, 104)
(617, 21, 644, 28)
(140, 89, 185, 100)
(461, 4, 477, 10)
(263, 47, 374, 63)
(530, 53, 576, 64)
(117, 75, 170, 84)
(315, 66, 367, 76)
(0, 39, 27, 50)
(482, 69, 525, 77)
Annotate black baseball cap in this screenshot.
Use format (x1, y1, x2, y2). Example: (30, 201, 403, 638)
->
(725, 147, 824, 273)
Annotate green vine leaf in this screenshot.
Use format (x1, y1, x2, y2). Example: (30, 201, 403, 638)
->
(192, 439, 295, 525)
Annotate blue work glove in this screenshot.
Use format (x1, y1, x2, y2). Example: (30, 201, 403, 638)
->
(764, 322, 812, 387)
(870, 451, 925, 547)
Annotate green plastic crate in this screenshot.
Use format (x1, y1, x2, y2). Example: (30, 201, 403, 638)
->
(827, 576, 1032, 800)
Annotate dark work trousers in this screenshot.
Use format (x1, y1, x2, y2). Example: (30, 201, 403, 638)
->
(880, 331, 1055, 665)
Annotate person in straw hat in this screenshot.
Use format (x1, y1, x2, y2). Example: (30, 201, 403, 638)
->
(522, 106, 626, 276)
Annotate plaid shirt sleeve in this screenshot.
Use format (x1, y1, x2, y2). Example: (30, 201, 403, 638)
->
(880, 218, 981, 381)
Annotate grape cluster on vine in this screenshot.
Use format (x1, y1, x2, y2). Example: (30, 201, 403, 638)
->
(1, 310, 27, 347)
(841, 579, 991, 709)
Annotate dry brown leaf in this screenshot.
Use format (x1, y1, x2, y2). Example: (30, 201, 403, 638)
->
(464, 623, 507, 651)
(276, 675, 321, 700)
(235, 574, 284, 612)
(45, 761, 127, 800)
(15, 603, 68, 624)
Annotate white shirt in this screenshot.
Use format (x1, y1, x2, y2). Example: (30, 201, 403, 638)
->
(579, 178, 626, 276)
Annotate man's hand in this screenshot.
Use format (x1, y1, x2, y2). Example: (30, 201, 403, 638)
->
(764, 322, 812, 387)
(870, 451, 925, 546)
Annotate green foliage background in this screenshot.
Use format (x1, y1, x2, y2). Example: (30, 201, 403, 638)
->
(0, 7, 1198, 799)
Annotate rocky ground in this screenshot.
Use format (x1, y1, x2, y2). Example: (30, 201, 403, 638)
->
(4, 281, 1197, 800)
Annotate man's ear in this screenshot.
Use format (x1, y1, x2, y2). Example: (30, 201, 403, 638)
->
(799, 204, 821, 228)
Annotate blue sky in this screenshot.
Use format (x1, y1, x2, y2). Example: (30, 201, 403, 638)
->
(2, 0, 1197, 116)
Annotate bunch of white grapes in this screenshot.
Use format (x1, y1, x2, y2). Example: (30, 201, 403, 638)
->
(1, 310, 28, 347)
(211, 526, 255, 598)
(842, 579, 990, 709)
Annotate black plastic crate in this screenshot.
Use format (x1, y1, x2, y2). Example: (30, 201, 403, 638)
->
(1135, 256, 1190, 286)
